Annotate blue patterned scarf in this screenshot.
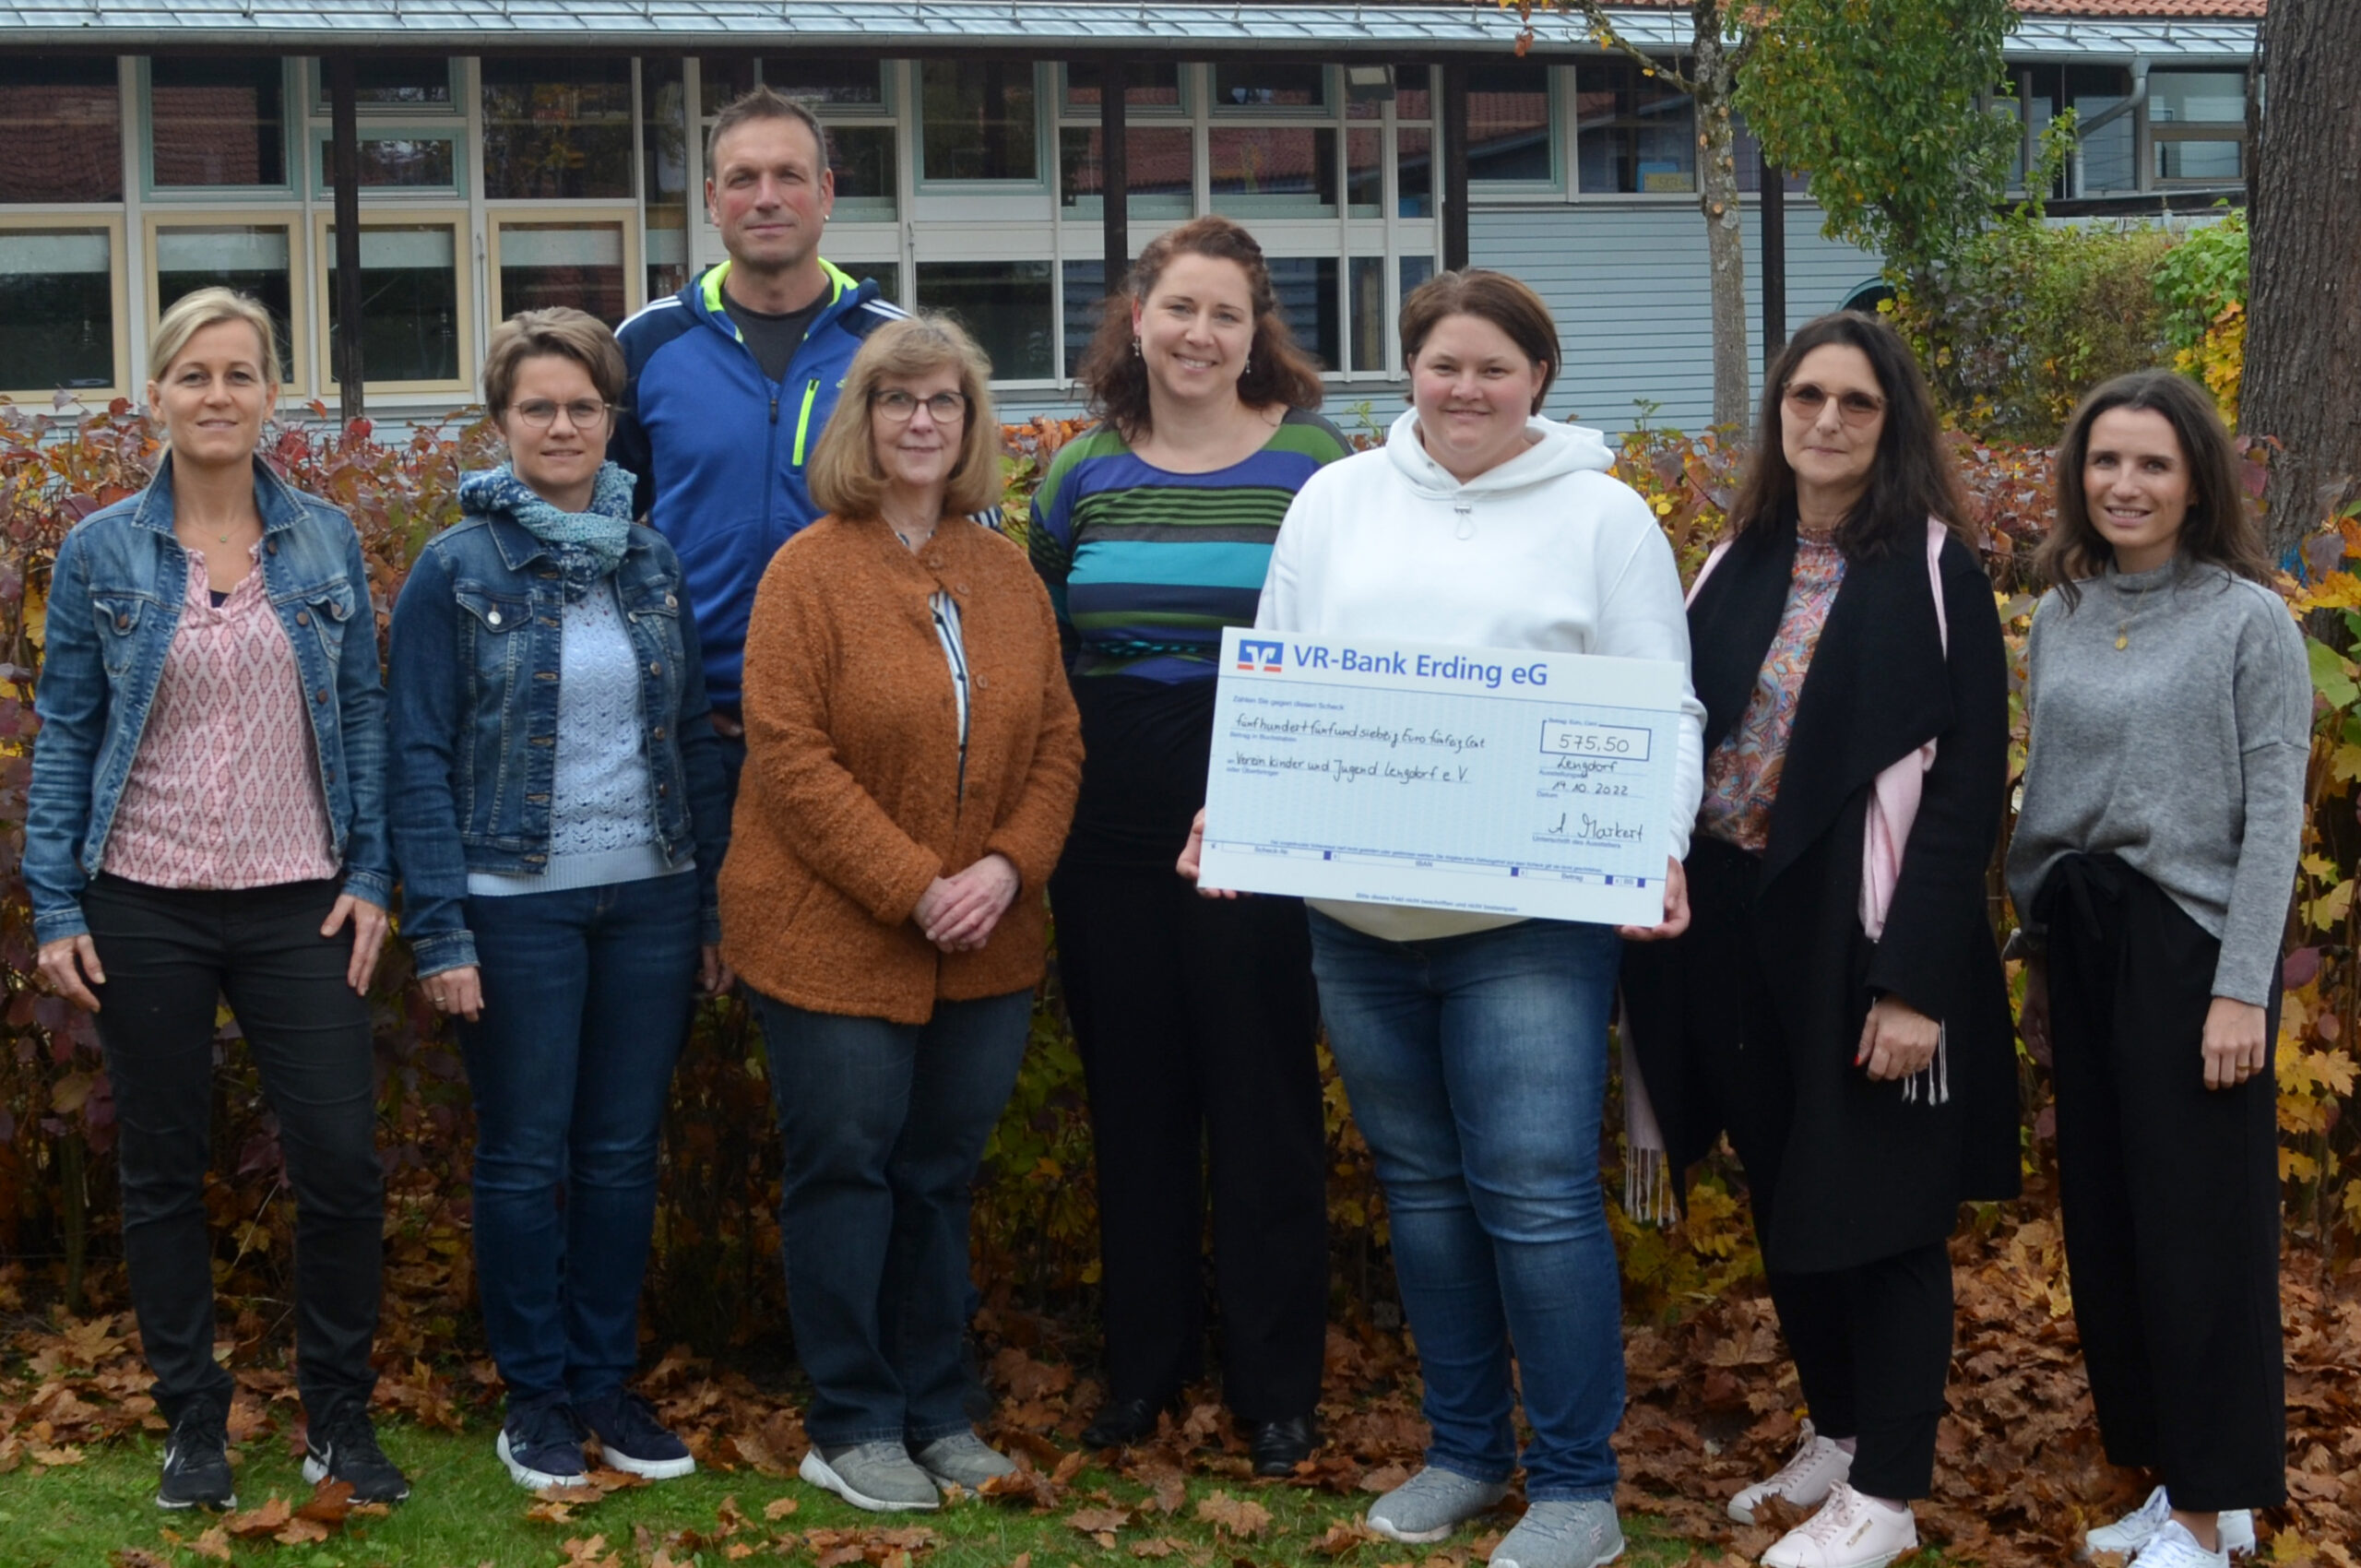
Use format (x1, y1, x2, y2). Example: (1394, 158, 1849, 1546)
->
(461, 462, 636, 589)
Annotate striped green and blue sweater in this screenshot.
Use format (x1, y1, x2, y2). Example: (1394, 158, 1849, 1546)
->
(1028, 409, 1353, 683)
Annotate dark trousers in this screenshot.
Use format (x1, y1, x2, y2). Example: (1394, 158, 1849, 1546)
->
(2039, 854, 2285, 1512)
(754, 989, 1032, 1447)
(1050, 868, 1327, 1422)
(82, 874, 384, 1425)
(1684, 838, 1954, 1502)
(458, 873, 699, 1408)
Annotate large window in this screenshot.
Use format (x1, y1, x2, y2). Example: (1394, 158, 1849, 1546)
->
(1209, 126, 1337, 218)
(2151, 69, 2248, 184)
(320, 218, 469, 389)
(1060, 126, 1194, 220)
(2017, 65, 2135, 194)
(1575, 60, 1692, 193)
(310, 129, 459, 195)
(1465, 63, 1555, 186)
(149, 58, 290, 190)
(0, 222, 120, 398)
(151, 220, 300, 386)
(481, 59, 634, 200)
(0, 58, 122, 204)
(312, 56, 456, 113)
(1268, 256, 1339, 371)
(645, 55, 691, 300)
(918, 260, 1053, 379)
(919, 62, 1040, 184)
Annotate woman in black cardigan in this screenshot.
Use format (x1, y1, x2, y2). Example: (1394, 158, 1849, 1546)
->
(1621, 312, 2015, 1568)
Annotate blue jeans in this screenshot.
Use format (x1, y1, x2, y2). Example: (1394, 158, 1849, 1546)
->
(755, 989, 1032, 1448)
(458, 871, 699, 1407)
(1309, 911, 1625, 1502)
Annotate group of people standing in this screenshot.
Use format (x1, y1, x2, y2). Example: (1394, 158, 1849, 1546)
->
(24, 79, 2296, 1568)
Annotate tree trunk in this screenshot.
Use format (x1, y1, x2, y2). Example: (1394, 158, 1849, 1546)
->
(2243, 0, 2361, 554)
(1692, 5, 1750, 428)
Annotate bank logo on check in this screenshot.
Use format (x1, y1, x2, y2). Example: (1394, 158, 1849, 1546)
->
(1236, 639, 1286, 672)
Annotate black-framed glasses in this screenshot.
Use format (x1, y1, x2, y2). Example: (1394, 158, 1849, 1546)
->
(1782, 382, 1886, 426)
(872, 388, 968, 422)
(508, 398, 611, 430)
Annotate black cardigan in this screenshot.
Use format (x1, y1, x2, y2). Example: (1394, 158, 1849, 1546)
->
(1623, 517, 2020, 1272)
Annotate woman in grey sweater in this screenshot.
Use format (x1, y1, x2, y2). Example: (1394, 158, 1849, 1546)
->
(2010, 370, 2305, 1568)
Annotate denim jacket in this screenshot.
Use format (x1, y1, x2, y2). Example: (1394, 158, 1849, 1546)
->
(386, 495, 729, 979)
(25, 456, 392, 946)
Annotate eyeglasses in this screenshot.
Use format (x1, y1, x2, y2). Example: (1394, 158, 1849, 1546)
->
(872, 389, 969, 423)
(508, 398, 611, 430)
(1783, 382, 1887, 426)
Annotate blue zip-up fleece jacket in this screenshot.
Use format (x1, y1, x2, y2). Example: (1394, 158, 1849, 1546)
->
(609, 258, 906, 712)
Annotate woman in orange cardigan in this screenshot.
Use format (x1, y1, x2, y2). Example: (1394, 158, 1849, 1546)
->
(721, 314, 1082, 1515)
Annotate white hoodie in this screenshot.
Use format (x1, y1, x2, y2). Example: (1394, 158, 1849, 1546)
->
(1256, 408, 1707, 941)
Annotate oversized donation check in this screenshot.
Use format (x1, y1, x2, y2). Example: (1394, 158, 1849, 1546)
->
(1198, 627, 1688, 926)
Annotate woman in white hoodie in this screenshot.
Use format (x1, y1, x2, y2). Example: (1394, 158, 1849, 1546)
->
(1189, 270, 1704, 1568)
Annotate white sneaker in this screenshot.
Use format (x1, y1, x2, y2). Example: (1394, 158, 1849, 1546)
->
(2125, 1520, 2229, 1568)
(2082, 1487, 2257, 1560)
(1760, 1483, 1918, 1568)
(1730, 1420, 1854, 1525)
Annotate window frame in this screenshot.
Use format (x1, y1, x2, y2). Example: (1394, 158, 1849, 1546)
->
(485, 205, 646, 327)
(309, 206, 476, 398)
(1570, 55, 1699, 198)
(1059, 62, 1192, 119)
(914, 60, 1051, 193)
(303, 55, 463, 119)
(1465, 58, 1567, 200)
(1206, 63, 1335, 118)
(140, 55, 299, 200)
(144, 209, 309, 398)
(2146, 66, 2248, 188)
(0, 210, 130, 406)
(307, 125, 466, 199)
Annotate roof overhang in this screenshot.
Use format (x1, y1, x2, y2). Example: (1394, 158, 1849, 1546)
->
(1, 1, 2260, 60)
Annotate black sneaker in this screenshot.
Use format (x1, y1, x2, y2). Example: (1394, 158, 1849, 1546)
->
(302, 1405, 412, 1504)
(157, 1395, 236, 1511)
(496, 1396, 588, 1491)
(576, 1388, 696, 1480)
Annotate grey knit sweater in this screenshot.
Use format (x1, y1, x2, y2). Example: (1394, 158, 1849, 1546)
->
(2005, 558, 2309, 1005)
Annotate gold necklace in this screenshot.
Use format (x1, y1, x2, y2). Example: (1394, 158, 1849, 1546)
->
(2114, 577, 2151, 651)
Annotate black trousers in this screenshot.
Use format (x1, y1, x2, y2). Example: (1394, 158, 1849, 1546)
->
(82, 874, 385, 1425)
(1685, 837, 1955, 1502)
(2039, 854, 2285, 1512)
(1050, 866, 1328, 1422)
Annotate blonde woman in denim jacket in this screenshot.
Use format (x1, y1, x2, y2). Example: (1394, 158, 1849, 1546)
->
(26, 289, 401, 1514)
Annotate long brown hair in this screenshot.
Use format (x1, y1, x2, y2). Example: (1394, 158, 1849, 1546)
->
(1729, 311, 1970, 558)
(2038, 369, 2269, 607)
(1073, 215, 1324, 438)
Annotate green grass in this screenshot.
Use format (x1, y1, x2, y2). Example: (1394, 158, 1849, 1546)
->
(0, 1422, 1777, 1568)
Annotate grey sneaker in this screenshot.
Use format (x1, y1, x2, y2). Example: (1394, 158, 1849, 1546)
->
(1489, 1500, 1625, 1568)
(1367, 1466, 1512, 1544)
(911, 1431, 1017, 1491)
(799, 1442, 941, 1513)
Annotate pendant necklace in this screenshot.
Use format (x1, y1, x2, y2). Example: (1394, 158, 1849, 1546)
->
(2114, 578, 2151, 651)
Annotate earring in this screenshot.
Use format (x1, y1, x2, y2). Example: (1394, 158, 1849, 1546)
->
(1132, 338, 1143, 357)
(1243, 356, 1253, 376)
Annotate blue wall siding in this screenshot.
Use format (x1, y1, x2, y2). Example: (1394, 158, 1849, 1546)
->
(1474, 201, 1883, 434)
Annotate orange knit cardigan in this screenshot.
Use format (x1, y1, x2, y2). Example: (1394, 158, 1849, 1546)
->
(719, 511, 1083, 1023)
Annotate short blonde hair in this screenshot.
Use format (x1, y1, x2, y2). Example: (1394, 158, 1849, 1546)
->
(481, 307, 627, 414)
(149, 287, 279, 389)
(807, 314, 1001, 521)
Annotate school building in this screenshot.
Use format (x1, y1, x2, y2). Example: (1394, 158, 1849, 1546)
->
(0, 0, 2262, 431)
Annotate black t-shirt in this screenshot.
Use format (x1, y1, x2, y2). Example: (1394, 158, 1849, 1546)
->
(722, 286, 827, 383)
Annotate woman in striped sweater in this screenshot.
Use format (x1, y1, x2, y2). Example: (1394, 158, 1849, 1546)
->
(1029, 216, 1349, 1473)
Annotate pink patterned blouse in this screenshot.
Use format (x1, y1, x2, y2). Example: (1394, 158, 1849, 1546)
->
(103, 548, 340, 889)
(1696, 534, 1847, 854)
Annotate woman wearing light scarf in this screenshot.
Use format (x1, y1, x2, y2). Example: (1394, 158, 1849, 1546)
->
(388, 309, 731, 1491)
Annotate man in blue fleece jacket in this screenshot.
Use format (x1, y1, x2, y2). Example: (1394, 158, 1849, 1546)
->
(611, 86, 904, 792)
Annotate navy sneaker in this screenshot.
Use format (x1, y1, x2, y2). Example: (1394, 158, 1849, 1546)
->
(301, 1404, 411, 1504)
(157, 1395, 236, 1511)
(496, 1396, 587, 1490)
(576, 1388, 695, 1480)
